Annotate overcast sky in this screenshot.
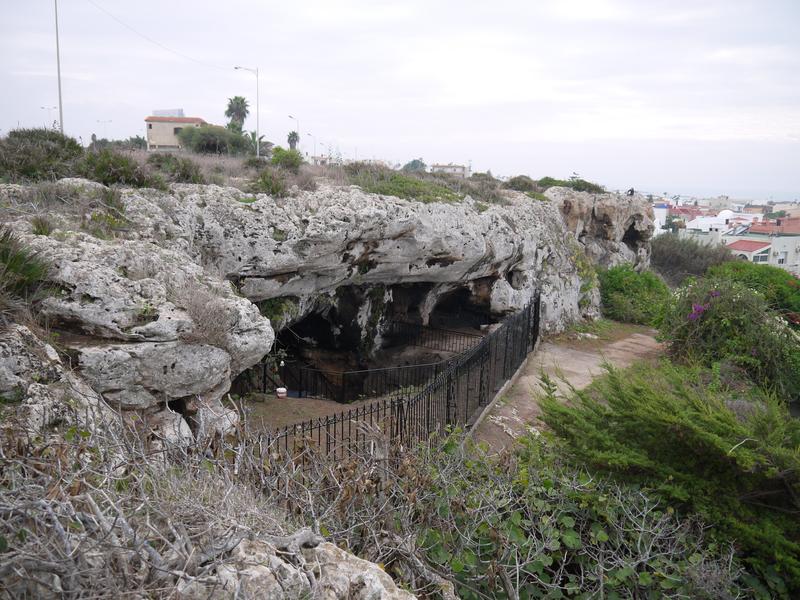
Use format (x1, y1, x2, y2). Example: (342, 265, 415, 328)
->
(1, 0, 798, 200)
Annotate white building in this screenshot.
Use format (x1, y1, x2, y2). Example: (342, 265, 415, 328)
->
(145, 115, 207, 151)
(430, 163, 471, 178)
(685, 210, 761, 233)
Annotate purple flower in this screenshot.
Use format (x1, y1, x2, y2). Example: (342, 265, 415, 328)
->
(688, 303, 707, 321)
(709, 290, 721, 298)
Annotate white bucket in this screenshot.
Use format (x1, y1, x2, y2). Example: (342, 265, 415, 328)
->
(276, 387, 287, 399)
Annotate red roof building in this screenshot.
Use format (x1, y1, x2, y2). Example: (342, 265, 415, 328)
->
(748, 217, 800, 235)
(144, 115, 207, 150)
(726, 240, 771, 253)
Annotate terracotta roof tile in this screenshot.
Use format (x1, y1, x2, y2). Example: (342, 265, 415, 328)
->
(726, 240, 771, 252)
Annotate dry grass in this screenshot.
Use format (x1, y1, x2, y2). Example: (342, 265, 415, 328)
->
(174, 283, 237, 347)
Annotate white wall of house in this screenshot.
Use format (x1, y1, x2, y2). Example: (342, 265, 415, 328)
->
(145, 120, 204, 150)
(652, 204, 669, 236)
(721, 234, 800, 276)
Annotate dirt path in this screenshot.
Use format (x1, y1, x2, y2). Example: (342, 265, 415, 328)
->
(473, 323, 663, 453)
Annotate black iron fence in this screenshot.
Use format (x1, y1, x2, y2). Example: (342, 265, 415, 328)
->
(383, 321, 483, 354)
(253, 319, 483, 405)
(261, 293, 541, 458)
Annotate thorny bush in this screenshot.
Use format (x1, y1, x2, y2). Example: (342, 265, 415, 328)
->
(0, 394, 748, 599)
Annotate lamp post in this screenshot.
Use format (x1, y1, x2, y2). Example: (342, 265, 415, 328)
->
(234, 65, 260, 157)
(96, 119, 112, 139)
(41, 105, 57, 128)
(288, 115, 300, 151)
(306, 133, 316, 161)
(54, 0, 64, 133)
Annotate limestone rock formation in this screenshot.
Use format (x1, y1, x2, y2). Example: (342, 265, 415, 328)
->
(2, 178, 652, 438)
(547, 187, 654, 269)
(176, 539, 415, 600)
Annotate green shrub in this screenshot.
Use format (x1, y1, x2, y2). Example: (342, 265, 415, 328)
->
(346, 162, 461, 204)
(299, 429, 748, 598)
(77, 149, 163, 189)
(526, 191, 548, 202)
(707, 261, 800, 321)
(249, 167, 287, 197)
(537, 176, 605, 193)
(0, 128, 84, 182)
(146, 153, 205, 184)
(242, 156, 267, 170)
(651, 233, 733, 286)
(597, 264, 669, 325)
(504, 174, 537, 192)
(270, 146, 303, 173)
(177, 125, 249, 155)
(30, 215, 54, 236)
(541, 361, 800, 596)
(661, 277, 800, 400)
(0, 225, 50, 324)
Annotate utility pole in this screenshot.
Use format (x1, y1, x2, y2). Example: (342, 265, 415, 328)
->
(54, 0, 64, 133)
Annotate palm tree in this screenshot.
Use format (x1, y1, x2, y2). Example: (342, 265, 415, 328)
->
(246, 130, 266, 155)
(225, 96, 250, 130)
(287, 130, 299, 151)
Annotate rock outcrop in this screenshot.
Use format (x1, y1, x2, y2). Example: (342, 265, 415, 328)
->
(547, 187, 654, 269)
(2, 179, 652, 437)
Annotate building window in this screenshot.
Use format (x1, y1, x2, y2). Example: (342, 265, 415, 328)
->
(148, 123, 152, 129)
(753, 254, 768, 263)
(173, 127, 183, 135)
(778, 252, 788, 265)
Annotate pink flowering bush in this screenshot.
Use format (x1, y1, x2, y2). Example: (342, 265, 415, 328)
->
(661, 277, 800, 401)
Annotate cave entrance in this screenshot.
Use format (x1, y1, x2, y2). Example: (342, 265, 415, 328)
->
(622, 222, 642, 252)
(428, 285, 495, 331)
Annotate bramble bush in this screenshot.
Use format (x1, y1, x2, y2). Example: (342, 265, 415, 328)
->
(346, 162, 461, 204)
(249, 166, 288, 197)
(146, 152, 205, 184)
(650, 233, 733, 286)
(77, 149, 165, 189)
(541, 361, 800, 597)
(707, 260, 800, 323)
(0, 128, 84, 182)
(504, 174, 537, 192)
(597, 264, 669, 326)
(537, 176, 605, 194)
(660, 277, 800, 400)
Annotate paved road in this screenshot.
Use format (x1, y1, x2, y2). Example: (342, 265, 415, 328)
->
(473, 330, 662, 453)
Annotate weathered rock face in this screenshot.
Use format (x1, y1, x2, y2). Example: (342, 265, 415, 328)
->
(114, 183, 607, 335)
(2, 179, 651, 436)
(0, 323, 116, 433)
(547, 187, 654, 269)
(176, 539, 415, 600)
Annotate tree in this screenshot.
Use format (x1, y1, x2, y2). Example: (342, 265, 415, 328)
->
(401, 158, 426, 172)
(178, 125, 248, 155)
(271, 146, 303, 173)
(245, 130, 268, 156)
(225, 96, 249, 131)
(287, 131, 299, 151)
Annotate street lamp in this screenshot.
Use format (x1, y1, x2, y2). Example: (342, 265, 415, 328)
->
(306, 133, 316, 160)
(288, 115, 300, 151)
(41, 105, 57, 128)
(53, 0, 64, 133)
(96, 119, 112, 139)
(234, 65, 260, 157)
